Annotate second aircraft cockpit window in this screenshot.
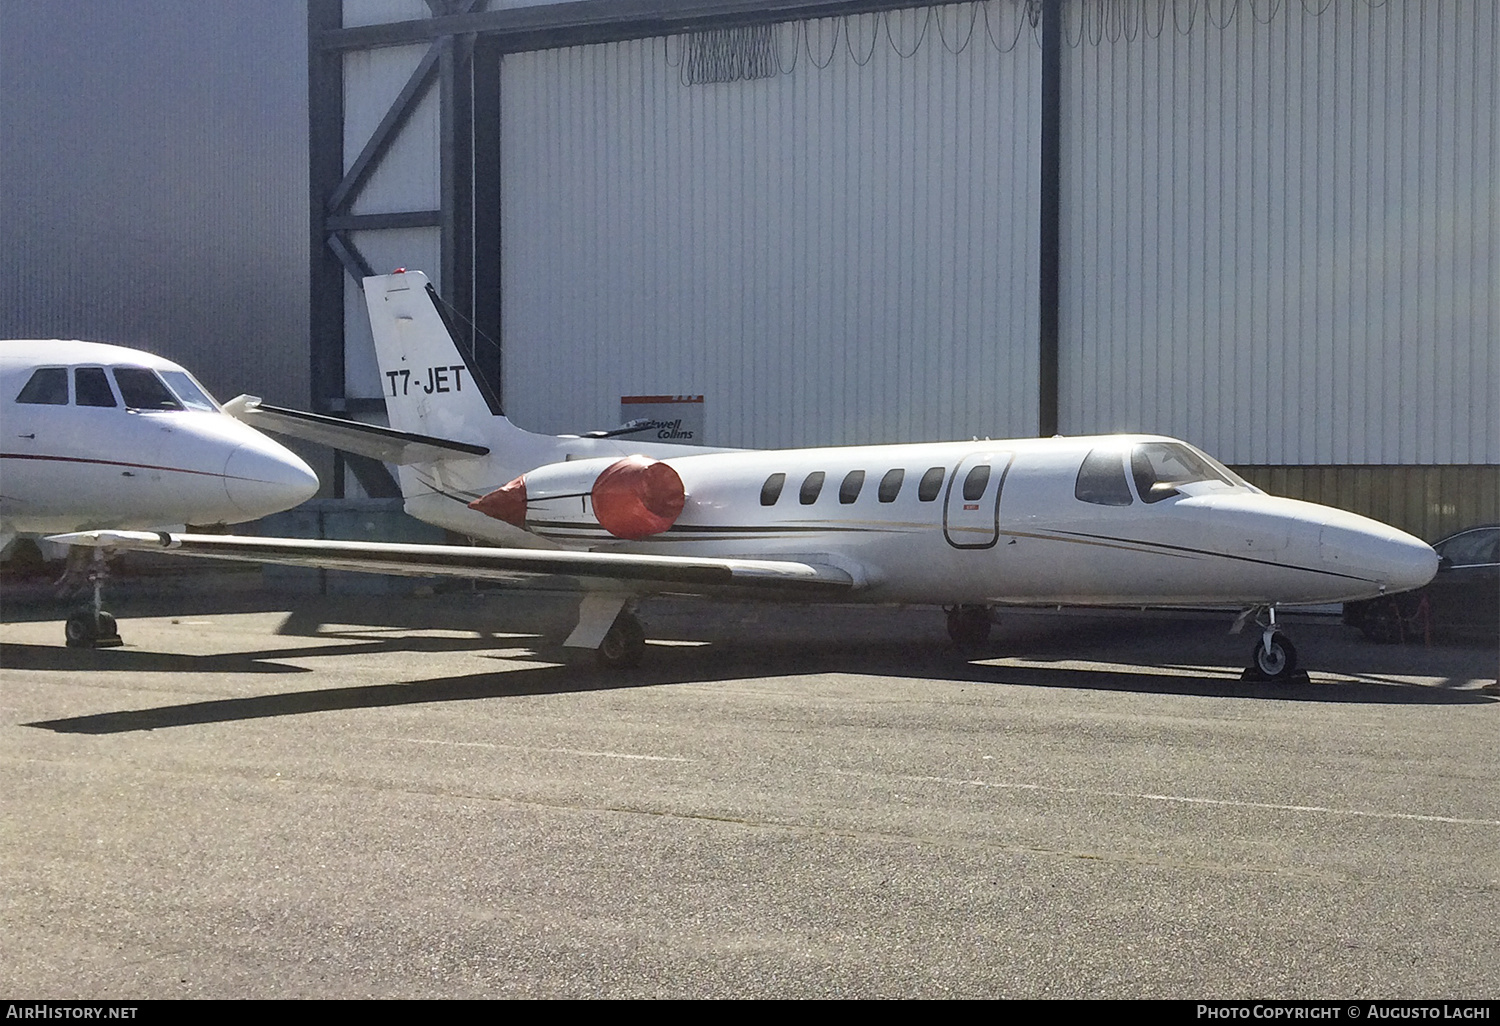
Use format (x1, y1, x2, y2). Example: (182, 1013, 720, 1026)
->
(112, 367, 184, 411)
(15, 367, 68, 404)
(74, 368, 117, 408)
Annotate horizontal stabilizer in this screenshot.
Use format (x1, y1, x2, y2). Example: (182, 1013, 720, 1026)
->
(222, 395, 488, 465)
(48, 531, 857, 594)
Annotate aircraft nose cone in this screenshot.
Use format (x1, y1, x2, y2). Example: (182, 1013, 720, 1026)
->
(223, 441, 319, 518)
(1382, 532, 1439, 595)
(1313, 515, 1437, 600)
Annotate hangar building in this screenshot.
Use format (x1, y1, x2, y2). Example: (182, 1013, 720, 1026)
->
(314, 0, 1496, 539)
(3, 1, 1495, 541)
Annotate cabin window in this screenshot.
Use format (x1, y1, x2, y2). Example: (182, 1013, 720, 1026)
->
(917, 467, 945, 501)
(962, 465, 991, 501)
(799, 471, 825, 504)
(74, 367, 117, 408)
(112, 367, 182, 411)
(16, 367, 68, 405)
(760, 473, 786, 506)
(878, 469, 904, 503)
(839, 470, 865, 504)
(160, 370, 218, 412)
(1075, 449, 1134, 506)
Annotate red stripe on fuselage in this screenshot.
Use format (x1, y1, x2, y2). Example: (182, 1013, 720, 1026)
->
(0, 453, 245, 480)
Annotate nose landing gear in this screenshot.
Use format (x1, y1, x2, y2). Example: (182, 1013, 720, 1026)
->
(1235, 606, 1307, 683)
(62, 548, 123, 649)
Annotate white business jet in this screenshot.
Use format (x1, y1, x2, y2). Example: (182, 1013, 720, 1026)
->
(52, 272, 1437, 679)
(3, 339, 319, 645)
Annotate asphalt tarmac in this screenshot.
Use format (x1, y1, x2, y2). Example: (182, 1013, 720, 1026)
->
(1, 580, 1497, 999)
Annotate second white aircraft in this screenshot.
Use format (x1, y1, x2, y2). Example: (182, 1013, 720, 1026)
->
(3, 339, 319, 644)
(54, 271, 1436, 677)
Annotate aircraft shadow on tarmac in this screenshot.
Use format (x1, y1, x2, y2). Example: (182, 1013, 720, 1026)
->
(22, 614, 1495, 735)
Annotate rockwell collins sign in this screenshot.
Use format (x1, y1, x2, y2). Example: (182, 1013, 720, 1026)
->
(619, 395, 705, 445)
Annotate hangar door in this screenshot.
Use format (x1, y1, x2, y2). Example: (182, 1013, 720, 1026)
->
(1057, 0, 1498, 467)
(500, 4, 1042, 449)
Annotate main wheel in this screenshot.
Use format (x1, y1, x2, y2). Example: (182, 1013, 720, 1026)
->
(64, 611, 96, 648)
(596, 611, 646, 669)
(946, 605, 992, 648)
(1250, 631, 1298, 678)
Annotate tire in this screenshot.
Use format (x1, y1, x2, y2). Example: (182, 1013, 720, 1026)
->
(1251, 632, 1299, 678)
(946, 605, 992, 648)
(65, 610, 118, 648)
(65, 612, 94, 647)
(595, 613, 646, 669)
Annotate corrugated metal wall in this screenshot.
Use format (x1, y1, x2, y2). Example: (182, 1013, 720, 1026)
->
(499, 3, 1043, 447)
(1232, 464, 1499, 545)
(0, 0, 311, 409)
(341, 39, 444, 400)
(1059, 0, 1498, 466)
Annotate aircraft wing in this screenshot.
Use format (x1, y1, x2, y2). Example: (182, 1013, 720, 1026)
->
(221, 395, 489, 465)
(48, 531, 857, 594)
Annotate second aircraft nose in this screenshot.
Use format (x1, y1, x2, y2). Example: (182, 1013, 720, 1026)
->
(223, 440, 319, 519)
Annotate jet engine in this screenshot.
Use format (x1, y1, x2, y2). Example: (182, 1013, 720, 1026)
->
(468, 454, 686, 540)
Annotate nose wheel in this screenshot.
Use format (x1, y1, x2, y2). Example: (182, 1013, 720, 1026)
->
(62, 548, 123, 648)
(65, 609, 120, 648)
(1249, 630, 1297, 678)
(1236, 607, 1307, 682)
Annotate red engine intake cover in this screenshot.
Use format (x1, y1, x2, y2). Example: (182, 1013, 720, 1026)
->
(591, 456, 685, 539)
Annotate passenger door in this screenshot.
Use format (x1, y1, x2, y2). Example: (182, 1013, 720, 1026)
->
(943, 452, 1011, 549)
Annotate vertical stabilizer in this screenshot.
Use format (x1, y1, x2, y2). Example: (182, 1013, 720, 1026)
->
(364, 271, 517, 446)
(360, 269, 720, 545)
(361, 271, 559, 539)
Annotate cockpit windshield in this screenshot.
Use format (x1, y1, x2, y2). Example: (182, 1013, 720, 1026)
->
(159, 370, 219, 412)
(110, 366, 219, 412)
(1130, 442, 1252, 503)
(112, 367, 182, 410)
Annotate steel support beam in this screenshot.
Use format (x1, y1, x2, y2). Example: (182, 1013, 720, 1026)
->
(308, 0, 345, 421)
(1037, 0, 1061, 437)
(470, 35, 505, 410)
(328, 45, 443, 216)
(316, 0, 959, 53)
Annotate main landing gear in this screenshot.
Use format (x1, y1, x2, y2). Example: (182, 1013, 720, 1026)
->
(1235, 606, 1306, 683)
(62, 547, 123, 649)
(945, 604, 993, 649)
(596, 609, 646, 669)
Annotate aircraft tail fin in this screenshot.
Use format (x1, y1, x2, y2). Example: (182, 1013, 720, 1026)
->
(364, 271, 507, 439)
(362, 270, 568, 484)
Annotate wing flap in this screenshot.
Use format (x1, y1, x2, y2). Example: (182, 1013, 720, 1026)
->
(47, 531, 856, 594)
(221, 396, 488, 465)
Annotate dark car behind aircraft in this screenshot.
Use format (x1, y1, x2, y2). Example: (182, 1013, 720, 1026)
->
(1344, 524, 1499, 644)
